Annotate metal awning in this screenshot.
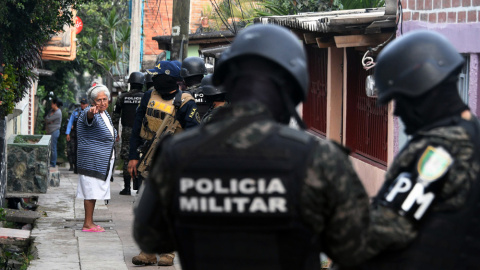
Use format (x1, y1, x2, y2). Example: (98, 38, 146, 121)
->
(254, 0, 397, 49)
(255, 8, 396, 35)
(199, 45, 230, 58)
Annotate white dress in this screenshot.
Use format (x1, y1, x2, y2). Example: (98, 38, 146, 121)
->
(76, 112, 114, 200)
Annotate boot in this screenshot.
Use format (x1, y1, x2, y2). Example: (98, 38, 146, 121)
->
(158, 252, 175, 266)
(69, 163, 74, 171)
(119, 188, 131, 195)
(132, 251, 157, 265)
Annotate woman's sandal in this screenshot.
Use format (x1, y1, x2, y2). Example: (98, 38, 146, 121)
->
(82, 226, 105, 232)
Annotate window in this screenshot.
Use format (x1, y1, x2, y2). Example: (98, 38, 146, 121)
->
(345, 49, 388, 166)
(303, 46, 328, 137)
(457, 55, 470, 104)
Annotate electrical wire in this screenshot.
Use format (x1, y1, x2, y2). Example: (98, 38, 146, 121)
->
(361, 33, 395, 70)
(210, 0, 235, 34)
(228, 0, 237, 34)
(235, 0, 246, 21)
(163, 0, 172, 34)
(362, 0, 403, 70)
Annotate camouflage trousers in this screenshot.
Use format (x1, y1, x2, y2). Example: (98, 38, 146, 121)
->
(120, 127, 133, 186)
(67, 130, 77, 166)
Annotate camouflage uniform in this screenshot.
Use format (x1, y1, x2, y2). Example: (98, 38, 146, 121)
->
(113, 88, 144, 191)
(201, 103, 228, 124)
(133, 102, 372, 268)
(353, 116, 480, 269)
(119, 126, 133, 180)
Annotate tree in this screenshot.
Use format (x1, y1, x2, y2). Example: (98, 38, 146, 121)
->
(0, 0, 103, 118)
(203, 0, 385, 32)
(76, 0, 131, 91)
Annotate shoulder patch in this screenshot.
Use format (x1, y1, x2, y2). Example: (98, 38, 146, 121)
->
(195, 111, 201, 123)
(417, 146, 453, 183)
(278, 126, 311, 144)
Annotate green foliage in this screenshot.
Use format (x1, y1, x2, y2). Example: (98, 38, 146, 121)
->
(253, 1, 291, 16)
(204, 0, 335, 32)
(0, 208, 6, 222)
(0, 0, 103, 118)
(76, 1, 130, 90)
(0, 247, 34, 270)
(34, 85, 47, 134)
(35, 82, 71, 161)
(0, 64, 17, 116)
(251, 0, 385, 20)
(338, 0, 385, 10)
(203, 0, 263, 32)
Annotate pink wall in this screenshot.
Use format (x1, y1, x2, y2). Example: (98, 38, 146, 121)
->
(391, 1, 480, 152)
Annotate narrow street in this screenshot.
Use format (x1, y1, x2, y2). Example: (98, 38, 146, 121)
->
(28, 166, 181, 270)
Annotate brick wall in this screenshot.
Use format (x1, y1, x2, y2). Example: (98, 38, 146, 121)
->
(191, 0, 212, 33)
(142, 0, 213, 58)
(143, 0, 174, 57)
(402, 0, 480, 23)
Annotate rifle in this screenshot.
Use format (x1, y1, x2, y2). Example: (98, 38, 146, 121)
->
(136, 91, 183, 178)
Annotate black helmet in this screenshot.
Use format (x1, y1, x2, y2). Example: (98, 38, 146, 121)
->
(212, 24, 309, 103)
(201, 74, 225, 96)
(127, 72, 145, 85)
(180, 57, 207, 78)
(375, 30, 464, 105)
(144, 73, 153, 84)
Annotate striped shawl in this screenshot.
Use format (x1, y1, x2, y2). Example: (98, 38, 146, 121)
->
(76, 107, 117, 180)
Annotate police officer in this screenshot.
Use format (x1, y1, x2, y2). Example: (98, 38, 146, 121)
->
(200, 74, 228, 123)
(133, 24, 372, 270)
(66, 98, 89, 173)
(180, 56, 209, 117)
(112, 71, 145, 195)
(128, 60, 201, 266)
(144, 73, 154, 91)
(351, 30, 480, 270)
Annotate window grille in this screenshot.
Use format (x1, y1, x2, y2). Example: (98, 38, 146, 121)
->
(303, 46, 328, 137)
(345, 49, 388, 166)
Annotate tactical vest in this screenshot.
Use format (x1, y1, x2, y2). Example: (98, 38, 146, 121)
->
(140, 90, 193, 141)
(169, 118, 321, 270)
(362, 117, 480, 270)
(185, 84, 209, 118)
(120, 89, 144, 128)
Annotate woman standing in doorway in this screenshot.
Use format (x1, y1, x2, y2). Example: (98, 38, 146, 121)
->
(45, 98, 63, 168)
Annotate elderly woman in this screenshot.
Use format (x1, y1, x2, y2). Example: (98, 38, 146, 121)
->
(76, 84, 117, 232)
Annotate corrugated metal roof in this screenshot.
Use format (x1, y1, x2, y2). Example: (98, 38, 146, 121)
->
(199, 45, 230, 58)
(254, 8, 396, 34)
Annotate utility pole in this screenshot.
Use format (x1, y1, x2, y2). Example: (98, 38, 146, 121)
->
(170, 0, 191, 61)
(129, 0, 142, 76)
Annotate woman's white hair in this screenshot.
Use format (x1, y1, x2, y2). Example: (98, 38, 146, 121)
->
(87, 84, 110, 104)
